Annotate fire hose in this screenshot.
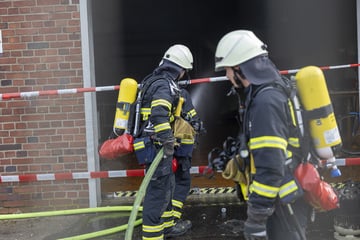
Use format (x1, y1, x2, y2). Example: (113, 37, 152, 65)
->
(0, 206, 142, 239)
(125, 148, 164, 240)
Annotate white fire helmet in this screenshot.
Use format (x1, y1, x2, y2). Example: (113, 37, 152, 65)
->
(215, 30, 268, 72)
(163, 44, 193, 70)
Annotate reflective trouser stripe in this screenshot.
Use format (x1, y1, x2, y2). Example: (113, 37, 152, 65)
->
(142, 235, 164, 240)
(172, 199, 184, 219)
(162, 210, 174, 229)
(161, 210, 173, 218)
(279, 180, 298, 198)
(142, 223, 165, 240)
(172, 199, 183, 208)
(143, 223, 164, 233)
(250, 180, 279, 198)
(173, 209, 181, 219)
(163, 219, 174, 229)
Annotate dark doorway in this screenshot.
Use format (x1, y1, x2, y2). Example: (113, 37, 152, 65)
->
(91, 0, 357, 193)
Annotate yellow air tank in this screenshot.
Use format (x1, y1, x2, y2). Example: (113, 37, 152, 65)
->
(113, 78, 138, 136)
(295, 66, 341, 177)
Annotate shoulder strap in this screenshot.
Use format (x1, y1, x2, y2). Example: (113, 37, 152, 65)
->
(131, 74, 169, 137)
(139, 74, 165, 96)
(276, 77, 314, 163)
(251, 79, 311, 163)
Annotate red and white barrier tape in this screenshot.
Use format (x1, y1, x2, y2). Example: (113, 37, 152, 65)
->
(279, 63, 360, 75)
(1, 63, 359, 101)
(0, 86, 120, 100)
(1, 158, 360, 183)
(0, 165, 210, 183)
(334, 157, 360, 166)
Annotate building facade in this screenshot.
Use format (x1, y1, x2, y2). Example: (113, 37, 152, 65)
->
(0, 0, 96, 213)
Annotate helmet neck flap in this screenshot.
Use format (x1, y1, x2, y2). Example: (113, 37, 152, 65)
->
(239, 54, 281, 85)
(154, 59, 184, 81)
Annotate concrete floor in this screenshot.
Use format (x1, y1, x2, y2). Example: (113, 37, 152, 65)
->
(0, 192, 339, 240)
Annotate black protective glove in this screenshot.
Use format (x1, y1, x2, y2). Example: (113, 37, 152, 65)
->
(212, 153, 228, 171)
(243, 204, 274, 240)
(207, 147, 227, 171)
(161, 137, 175, 158)
(191, 120, 206, 135)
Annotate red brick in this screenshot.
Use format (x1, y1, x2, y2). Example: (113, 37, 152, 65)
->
(23, 143, 46, 150)
(13, 186, 37, 193)
(2, 15, 25, 22)
(13, 0, 36, 7)
(25, 14, 49, 21)
(0, 2, 11, 8)
(0, 57, 16, 64)
(37, 0, 61, 5)
(0, 115, 21, 123)
(3, 200, 26, 207)
(50, 12, 72, 20)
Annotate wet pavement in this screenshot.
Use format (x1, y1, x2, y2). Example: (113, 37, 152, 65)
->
(35, 193, 338, 240)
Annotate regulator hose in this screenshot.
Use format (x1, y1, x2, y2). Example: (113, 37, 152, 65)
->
(125, 147, 164, 240)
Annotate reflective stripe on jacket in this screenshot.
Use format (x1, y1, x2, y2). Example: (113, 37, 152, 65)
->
(139, 76, 179, 139)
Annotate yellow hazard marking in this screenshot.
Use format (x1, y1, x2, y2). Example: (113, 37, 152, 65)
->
(112, 187, 236, 198)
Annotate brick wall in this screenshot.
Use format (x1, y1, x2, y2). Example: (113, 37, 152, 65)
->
(0, 0, 89, 213)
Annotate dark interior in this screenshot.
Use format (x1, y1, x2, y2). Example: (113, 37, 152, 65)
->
(90, 0, 358, 191)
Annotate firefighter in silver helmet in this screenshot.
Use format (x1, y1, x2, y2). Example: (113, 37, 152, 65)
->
(134, 44, 193, 239)
(214, 30, 310, 240)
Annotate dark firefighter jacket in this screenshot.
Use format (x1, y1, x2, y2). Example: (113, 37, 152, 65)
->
(244, 81, 301, 209)
(180, 88, 202, 133)
(138, 60, 182, 141)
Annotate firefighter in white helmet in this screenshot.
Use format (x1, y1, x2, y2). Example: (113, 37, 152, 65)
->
(215, 30, 310, 240)
(133, 44, 193, 239)
(171, 87, 206, 232)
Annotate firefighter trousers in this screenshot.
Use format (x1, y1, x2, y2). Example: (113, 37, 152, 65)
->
(142, 155, 175, 239)
(267, 197, 310, 240)
(172, 157, 192, 220)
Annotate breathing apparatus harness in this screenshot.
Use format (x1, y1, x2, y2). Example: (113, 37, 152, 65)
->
(207, 75, 310, 198)
(129, 74, 180, 138)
